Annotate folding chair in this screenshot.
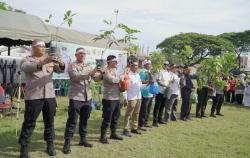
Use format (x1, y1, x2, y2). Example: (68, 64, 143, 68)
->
(0, 85, 13, 117)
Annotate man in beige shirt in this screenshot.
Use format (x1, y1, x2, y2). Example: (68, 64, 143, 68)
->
(19, 40, 65, 158)
(63, 48, 101, 154)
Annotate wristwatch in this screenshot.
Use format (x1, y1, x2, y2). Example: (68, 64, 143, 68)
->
(37, 62, 43, 70)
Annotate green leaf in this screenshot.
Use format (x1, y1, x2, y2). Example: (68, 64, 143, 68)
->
(103, 20, 112, 25)
(71, 13, 77, 17)
(157, 33, 235, 66)
(93, 12, 140, 49)
(66, 10, 71, 16)
(68, 18, 72, 27)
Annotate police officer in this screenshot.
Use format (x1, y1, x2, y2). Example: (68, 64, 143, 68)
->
(63, 48, 102, 154)
(99, 55, 123, 144)
(19, 40, 65, 158)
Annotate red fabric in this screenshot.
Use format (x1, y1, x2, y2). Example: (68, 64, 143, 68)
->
(227, 79, 237, 92)
(0, 104, 11, 109)
(120, 73, 131, 92)
(0, 85, 4, 95)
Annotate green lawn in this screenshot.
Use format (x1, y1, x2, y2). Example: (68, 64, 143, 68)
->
(0, 97, 250, 158)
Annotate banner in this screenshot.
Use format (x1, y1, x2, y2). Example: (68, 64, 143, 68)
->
(51, 41, 127, 79)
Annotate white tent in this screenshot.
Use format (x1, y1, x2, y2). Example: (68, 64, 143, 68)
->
(0, 10, 126, 51)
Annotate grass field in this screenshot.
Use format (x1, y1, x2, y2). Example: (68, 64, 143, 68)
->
(0, 97, 250, 158)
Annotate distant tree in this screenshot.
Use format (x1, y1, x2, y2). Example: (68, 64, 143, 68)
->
(220, 52, 237, 75)
(157, 33, 234, 66)
(0, 2, 26, 13)
(219, 30, 250, 68)
(0, 2, 8, 10)
(165, 45, 193, 65)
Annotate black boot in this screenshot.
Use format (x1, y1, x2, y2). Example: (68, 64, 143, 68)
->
(20, 145, 29, 158)
(99, 130, 109, 144)
(110, 131, 123, 140)
(158, 120, 167, 124)
(123, 129, 132, 137)
(216, 112, 224, 116)
(62, 139, 71, 154)
(152, 122, 159, 127)
(131, 129, 142, 135)
(210, 113, 216, 117)
(79, 136, 93, 148)
(46, 141, 57, 156)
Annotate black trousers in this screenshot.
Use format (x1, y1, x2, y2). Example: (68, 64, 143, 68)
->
(196, 88, 208, 117)
(153, 93, 166, 123)
(225, 91, 235, 103)
(64, 99, 92, 140)
(101, 99, 120, 133)
(236, 94, 243, 104)
(211, 94, 224, 114)
(19, 98, 57, 146)
(181, 89, 191, 119)
(139, 97, 153, 127)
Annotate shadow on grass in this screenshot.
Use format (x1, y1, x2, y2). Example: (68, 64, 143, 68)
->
(0, 102, 214, 158)
(0, 130, 20, 158)
(223, 103, 250, 110)
(0, 130, 49, 158)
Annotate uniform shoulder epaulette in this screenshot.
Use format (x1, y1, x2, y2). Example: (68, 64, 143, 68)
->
(22, 55, 36, 62)
(23, 55, 32, 59)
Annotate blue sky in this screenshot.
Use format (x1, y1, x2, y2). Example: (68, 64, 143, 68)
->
(3, 0, 250, 52)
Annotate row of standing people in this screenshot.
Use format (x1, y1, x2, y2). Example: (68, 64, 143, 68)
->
(18, 39, 224, 158)
(18, 40, 146, 157)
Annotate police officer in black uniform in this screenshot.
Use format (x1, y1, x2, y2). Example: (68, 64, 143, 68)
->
(62, 48, 101, 154)
(19, 40, 65, 158)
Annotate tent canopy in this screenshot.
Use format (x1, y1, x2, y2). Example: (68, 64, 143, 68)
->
(0, 10, 51, 46)
(0, 10, 126, 50)
(47, 25, 125, 50)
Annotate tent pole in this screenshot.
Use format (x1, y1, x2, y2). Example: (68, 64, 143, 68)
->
(8, 46, 10, 56)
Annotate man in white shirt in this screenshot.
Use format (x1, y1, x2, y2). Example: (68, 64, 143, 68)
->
(164, 64, 180, 122)
(123, 60, 142, 136)
(153, 61, 171, 126)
